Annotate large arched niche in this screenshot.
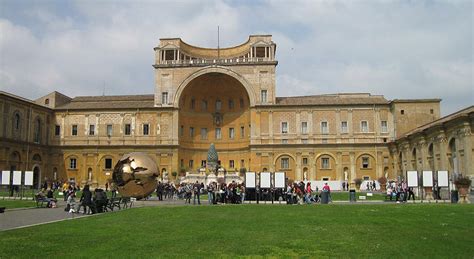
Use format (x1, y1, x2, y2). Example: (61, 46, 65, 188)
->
(177, 71, 251, 173)
(173, 66, 256, 108)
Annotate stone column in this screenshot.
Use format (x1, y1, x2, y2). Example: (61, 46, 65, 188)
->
(295, 152, 302, 181)
(296, 110, 301, 138)
(309, 152, 315, 180)
(460, 124, 472, 175)
(349, 152, 356, 183)
(336, 152, 342, 180)
(268, 111, 273, 138)
(376, 151, 383, 179)
(436, 132, 448, 171)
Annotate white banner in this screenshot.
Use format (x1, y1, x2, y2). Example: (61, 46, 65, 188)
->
(1, 171, 10, 185)
(260, 172, 271, 188)
(422, 171, 433, 187)
(437, 171, 449, 187)
(274, 172, 286, 188)
(407, 171, 418, 187)
(13, 171, 22, 185)
(245, 172, 256, 188)
(24, 171, 34, 186)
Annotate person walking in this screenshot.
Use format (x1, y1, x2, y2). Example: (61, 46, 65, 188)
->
(193, 181, 201, 205)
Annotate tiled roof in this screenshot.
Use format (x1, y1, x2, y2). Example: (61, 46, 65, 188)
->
(275, 93, 389, 106)
(55, 94, 156, 110)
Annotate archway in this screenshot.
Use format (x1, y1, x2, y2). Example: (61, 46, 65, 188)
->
(411, 148, 417, 170)
(448, 138, 458, 174)
(178, 72, 251, 174)
(33, 166, 40, 189)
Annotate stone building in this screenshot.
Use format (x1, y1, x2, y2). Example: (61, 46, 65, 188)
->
(0, 35, 472, 189)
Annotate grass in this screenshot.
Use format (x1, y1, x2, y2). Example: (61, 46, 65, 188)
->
(1, 204, 473, 258)
(0, 199, 36, 209)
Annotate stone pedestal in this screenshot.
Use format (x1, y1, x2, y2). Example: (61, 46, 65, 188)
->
(458, 187, 471, 204)
(424, 187, 434, 201)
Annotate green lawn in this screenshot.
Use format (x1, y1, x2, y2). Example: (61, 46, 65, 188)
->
(1, 204, 473, 258)
(0, 199, 36, 209)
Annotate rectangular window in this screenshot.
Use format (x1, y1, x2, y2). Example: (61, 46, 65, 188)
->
(72, 125, 78, 136)
(361, 121, 368, 133)
(201, 160, 206, 168)
(164, 49, 175, 60)
(189, 160, 194, 169)
(200, 128, 208, 140)
(215, 100, 222, 111)
(143, 124, 149, 135)
(303, 158, 308, 165)
(201, 100, 208, 111)
(281, 158, 289, 169)
(363, 176, 370, 181)
(282, 139, 288, 144)
(341, 121, 348, 133)
(240, 159, 245, 168)
(381, 121, 388, 133)
(322, 158, 330, 169)
(190, 127, 194, 138)
(229, 160, 234, 168)
(70, 158, 77, 169)
(362, 157, 369, 169)
(240, 126, 245, 138)
(302, 139, 308, 144)
(228, 99, 234, 110)
(125, 124, 131, 135)
(301, 122, 308, 134)
(261, 90, 267, 103)
(180, 125, 184, 136)
(161, 92, 168, 105)
(55, 125, 60, 136)
(105, 158, 112, 169)
(321, 121, 328, 134)
(89, 124, 95, 136)
(106, 124, 113, 136)
(215, 128, 222, 139)
(281, 122, 288, 134)
(191, 99, 195, 110)
(229, 128, 235, 139)
(322, 138, 328, 144)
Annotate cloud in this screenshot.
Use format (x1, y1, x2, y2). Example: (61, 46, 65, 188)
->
(0, 0, 472, 115)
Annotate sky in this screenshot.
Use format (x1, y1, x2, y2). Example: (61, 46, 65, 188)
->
(0, 0, 472, 115)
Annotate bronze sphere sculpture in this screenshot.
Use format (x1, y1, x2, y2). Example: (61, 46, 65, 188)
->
(112, 152, 159, 199)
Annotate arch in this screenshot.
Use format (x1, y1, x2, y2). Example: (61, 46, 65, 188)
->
(32, 154, 42, 162)
(355, 153, 376, 162)
(262, 167, 268, 172)
(13, 111, 21, 130)
(33, 165, 40, 189)
(9, 151, 21, 162)
(273, 153, 297, 165)
(315, 152, 337, 162)
(173, 66, 256, 108)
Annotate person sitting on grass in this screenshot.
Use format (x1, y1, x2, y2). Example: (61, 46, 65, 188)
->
(66, 192, 77, 213)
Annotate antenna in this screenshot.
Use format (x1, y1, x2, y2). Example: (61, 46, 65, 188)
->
(217, 25, 220, 60)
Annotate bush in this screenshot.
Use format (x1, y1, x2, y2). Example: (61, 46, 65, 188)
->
(454, 176, 472, 187)
(354, 178, 362, 185)
(378, 176, 387, 185)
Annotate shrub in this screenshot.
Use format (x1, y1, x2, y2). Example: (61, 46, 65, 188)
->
(354, 178, 362, 185)
(454, 176, 472, 187)
(378, 176, 387, 185)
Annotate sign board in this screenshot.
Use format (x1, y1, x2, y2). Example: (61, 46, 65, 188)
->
(1, 171, 10, 185)
(274, 172, 286, 188)
(260, 172, 271, 188)
(13, 171, 22, 185)
(367, 193, 373, 197)
(407, 171, 418, 187)
(437, 171, 449, 187)
(245, 172, 256, 188)
(24, 171, 34, 186)
(359, 196, 366, 200)
(422, 171, 433, 187)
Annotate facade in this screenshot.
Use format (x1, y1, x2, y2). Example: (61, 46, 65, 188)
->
(1, 35, 472, 189)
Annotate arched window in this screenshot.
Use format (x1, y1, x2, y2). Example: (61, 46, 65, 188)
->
(14, 113, 20, 130)
(34, 118, 41, 144)
(45, 99, 50, 105)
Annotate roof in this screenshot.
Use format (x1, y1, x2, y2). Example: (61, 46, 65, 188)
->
(391, 98, 441, 103)
(275, 93, 389, 106)
(397, 105, 474, 139)
(55, 94, 156, 110)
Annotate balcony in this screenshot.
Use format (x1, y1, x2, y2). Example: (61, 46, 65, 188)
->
(153, 57, 277, 68)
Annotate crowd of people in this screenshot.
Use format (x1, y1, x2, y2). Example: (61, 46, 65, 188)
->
(386, 181, 416, 203)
